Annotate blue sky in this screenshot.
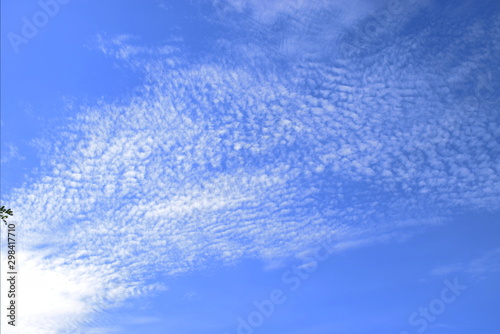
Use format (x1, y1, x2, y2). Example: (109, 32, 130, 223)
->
(1, 0, 499, 333)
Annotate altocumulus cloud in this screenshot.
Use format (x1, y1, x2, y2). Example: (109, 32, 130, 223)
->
(2, 1, 500, 332)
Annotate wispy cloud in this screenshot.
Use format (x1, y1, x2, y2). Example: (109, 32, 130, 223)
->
(1, 143, 25, 164)
(430, 248, 500, 280)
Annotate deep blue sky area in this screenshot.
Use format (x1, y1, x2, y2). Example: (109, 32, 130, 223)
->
(1, 1, 499, 333)
(93, 214, 500, 334)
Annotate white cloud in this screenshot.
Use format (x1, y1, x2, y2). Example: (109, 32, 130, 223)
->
(0, 249, 165, 334)
(430, 248, 500, 280)
(208, 0, 382, 25)
(1, 143, 25, 165)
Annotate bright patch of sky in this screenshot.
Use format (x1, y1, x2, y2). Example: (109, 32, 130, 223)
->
(1, 0, 499, 333)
